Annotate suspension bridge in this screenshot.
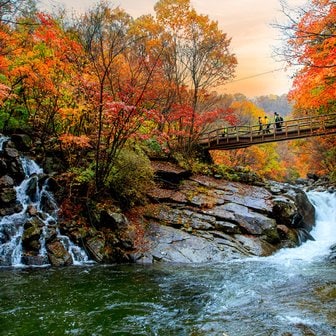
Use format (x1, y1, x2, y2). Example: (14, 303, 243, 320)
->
(199, 113, 336, 150)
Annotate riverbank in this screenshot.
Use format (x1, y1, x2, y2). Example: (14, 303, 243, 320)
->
(1, 134, 335, 266)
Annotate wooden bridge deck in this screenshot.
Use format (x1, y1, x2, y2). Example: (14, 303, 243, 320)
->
(199, 113, 336, 150)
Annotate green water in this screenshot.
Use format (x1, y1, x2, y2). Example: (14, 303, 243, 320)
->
(0, 260, 335, 336)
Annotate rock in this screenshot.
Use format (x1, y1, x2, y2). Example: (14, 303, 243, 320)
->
(296, 228, 315, 244)
(295, 178, 309, 185)
(21, 254, 49, 266)
(307, 172, 319, 181)
(207, 202, 278, 238)
(0, 203, 22, 217)
(99, 210, 129, 230)
(26, 204, 38, 216)
(214, 221, 241, 234)
(85, 235, 106, 262)
(204, 205, 236, 222)
(22, 223, 42, 253)
(0, 187, 17, 204)
(0, 175, 14, 187)
(234, 234, 278, 256)
(292, 188, 315, 230)
(25, 175, 39, 202)
(10, 134, 32, 152)
(235, 211, 277, 236)
(3, 147, 19, 159)
(8, 159, 25, 183)
(151, 161, 192, 187)
(45, 227, 58, 243)
(147, 186, 188, 203)
(149, 207, 217, 230)
(134, 223, 240, 263)
(40, 193, 57, 214)
(46, 240, 73, 266)
(0, 158, 7, 175)
(328, 244, 336, 262)
(272, 196, 297, 226)
(191, 176, 273, 213)
(24, 216, 45, 229)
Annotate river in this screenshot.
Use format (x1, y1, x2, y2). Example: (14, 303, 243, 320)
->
(0, 191, 335, 336)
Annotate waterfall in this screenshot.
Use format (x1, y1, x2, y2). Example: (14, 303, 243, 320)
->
(268, 191, 336, 262)
(0, 136, 9, 150)
(0, 136, 91, 267)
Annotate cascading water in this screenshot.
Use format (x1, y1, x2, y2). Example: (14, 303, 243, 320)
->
(0, 136, 91, 267)
(267, 190, 336, 263)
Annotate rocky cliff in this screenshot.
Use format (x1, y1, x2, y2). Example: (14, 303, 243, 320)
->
(130, 161, 316, 263)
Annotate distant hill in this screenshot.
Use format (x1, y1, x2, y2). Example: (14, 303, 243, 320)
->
(252, 94, 292, 117)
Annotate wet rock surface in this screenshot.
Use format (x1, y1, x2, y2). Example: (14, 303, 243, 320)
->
(132, 162, 317, 264)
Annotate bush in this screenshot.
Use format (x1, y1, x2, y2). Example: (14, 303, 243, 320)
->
(107, 149, 154, 209)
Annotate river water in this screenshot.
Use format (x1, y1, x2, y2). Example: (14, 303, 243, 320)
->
(0, 192, 335, 336)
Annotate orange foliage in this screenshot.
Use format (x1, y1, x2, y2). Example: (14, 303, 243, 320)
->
(288, 0, 336, 112)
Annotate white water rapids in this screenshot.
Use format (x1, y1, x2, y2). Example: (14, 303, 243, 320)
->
(268, 190, 336, 263)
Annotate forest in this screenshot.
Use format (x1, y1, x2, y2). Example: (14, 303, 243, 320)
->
(0, 0, 335, 209)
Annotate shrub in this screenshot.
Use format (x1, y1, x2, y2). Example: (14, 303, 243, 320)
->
(107, 149, 154, 209)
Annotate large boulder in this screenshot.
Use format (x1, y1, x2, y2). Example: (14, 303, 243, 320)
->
(0, 187, 16, 204)
(46, 240, 73, 266)
(21, 217, 44, 253)
(85, 234, 106, 262)
(133, 223, 238, 263)
(10, 134, 32, 152)
(99, 210, 129, 230)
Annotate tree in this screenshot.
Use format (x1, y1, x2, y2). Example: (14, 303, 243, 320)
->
(153, 0, 237, 153)
(0, 0, 37, 24)
(276, 0, 336, 112)
(274, 1, 336, 181)
(75, 1, 161, 190)
(2, 13, 88, 148)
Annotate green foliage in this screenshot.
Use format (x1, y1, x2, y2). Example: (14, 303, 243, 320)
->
(285, 167, 301, 182)
(324, 147, 336, 182)
(0, 104, 30, 132)
(215, 164, 241, 181)
(70, 165, 95, 184)
(142, 139, 166, 158)
(107, 149, 154, 209)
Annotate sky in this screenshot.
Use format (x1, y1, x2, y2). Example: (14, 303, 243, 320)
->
(40, 0, 307, 98)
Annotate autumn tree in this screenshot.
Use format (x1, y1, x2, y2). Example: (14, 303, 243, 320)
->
(75, 1, 164, 190)
(0, 0, 37, 116)
(0, 0, 37, 24)
(276, 0, 336, 113)
(229, 100, 264, 125)
(275, 0, 336, 179)
(152, 0, 237, 154)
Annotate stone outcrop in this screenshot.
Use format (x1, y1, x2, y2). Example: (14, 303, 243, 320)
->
(329, 244, 336, 262)
(131, 162, 317, 264)
(0, 139, 25, 217)
(59, 203, 137, 264)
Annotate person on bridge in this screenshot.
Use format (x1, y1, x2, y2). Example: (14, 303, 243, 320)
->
(274, 112, 283, 132)
(258, 116, 263, 134)
(264, 116, 271, 133)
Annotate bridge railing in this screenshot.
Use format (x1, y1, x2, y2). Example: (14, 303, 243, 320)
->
(199, 113, 336, 147)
